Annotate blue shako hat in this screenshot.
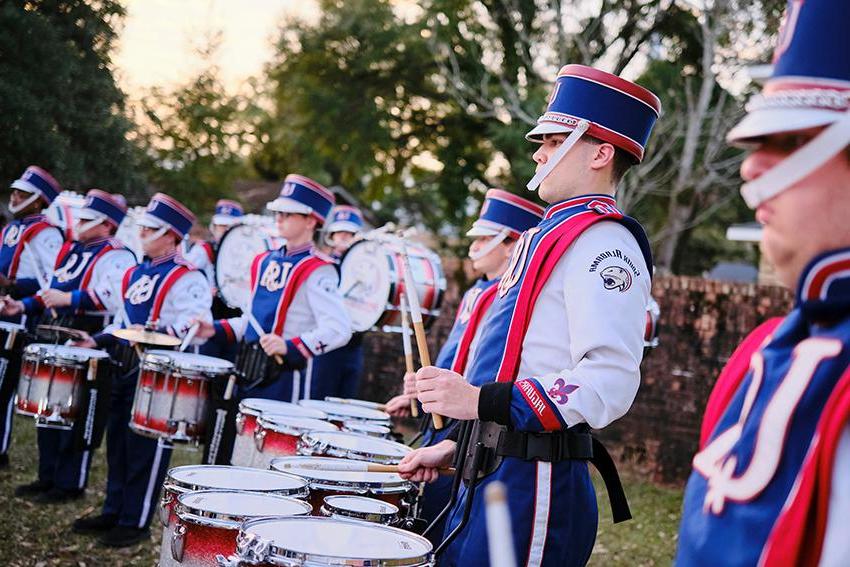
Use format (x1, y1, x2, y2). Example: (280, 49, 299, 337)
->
(10, 165, 61, 205)
(467, 189, 545, 238)
(326, 205, 364, 234)
(211, 199, 244, 226)
(526, 64, 661, 162)
(138, 192, 196, 238)
(267, 174, 335, 226)
(78, 189, 127, 226)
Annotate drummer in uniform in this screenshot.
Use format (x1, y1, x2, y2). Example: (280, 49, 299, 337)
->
(194, 174, 352, 462)
(312, 205, 367, 400)
(398, 66, 659, 565)
(385, 188, 544, 544)
(4, 190, 135, 502)
(0, 166, 64, 469)
(71, 193, 212, 548)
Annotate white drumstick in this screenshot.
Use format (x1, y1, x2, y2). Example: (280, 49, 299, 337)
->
(248, 313, 284, 365)
(179, 322, 200, 352)
(485, 482, 517, 567)
(399, 291, 418, 417)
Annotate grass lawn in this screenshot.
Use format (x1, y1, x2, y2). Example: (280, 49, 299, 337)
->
(0, 415, 682, 566)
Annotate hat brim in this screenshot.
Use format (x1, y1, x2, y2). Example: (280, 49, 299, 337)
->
(10, 179, 40, 195)
(267, 198, 313, 215)
(727, 108, 843, 145)
(211, 215, 242, 226)
(466, 225, 503, 237)
(326, 221, 361, 234)
(136, 214, 166, 229)
(77, 208, 104, 221)
(525, 121, 575, 142)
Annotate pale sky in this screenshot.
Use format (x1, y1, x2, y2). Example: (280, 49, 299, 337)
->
(113, 0, 318, 96)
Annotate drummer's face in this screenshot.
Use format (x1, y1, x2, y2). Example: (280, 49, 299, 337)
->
(139, 226, 176, 257)
(276, 212, 314, 240)
(330, 231, 356, 252)
(469, 236, 514, 279)
(210, 224, 228, 242)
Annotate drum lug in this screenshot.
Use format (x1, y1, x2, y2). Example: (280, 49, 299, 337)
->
(254, 427, 266, 452)
(171, 521, 186, 562)
(159, 493, 173, 526)
(235, 412, 245, 434)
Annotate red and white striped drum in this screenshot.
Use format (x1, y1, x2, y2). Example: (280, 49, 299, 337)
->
(298, 399, 391, 429)
(298, 431, 411, 465)
(130, 350, 234, 443)
(161, 490, 312, 567)
(219, 517, 433, 567)
(250, 415, 338, 470)
(15, 344, 109, 428)
(270, 457, 415, 514)
(339, 234, 445, 332)
(320, 495, 400, 525)
(159, 465, 309, 567)
(231, 398, 328, 467)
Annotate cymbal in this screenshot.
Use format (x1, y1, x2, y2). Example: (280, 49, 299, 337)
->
(37, 324, 87, 339)
(110, 328, 181, 347)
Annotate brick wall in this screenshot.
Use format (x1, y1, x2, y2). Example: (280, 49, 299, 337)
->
(357, 270, 794, 487)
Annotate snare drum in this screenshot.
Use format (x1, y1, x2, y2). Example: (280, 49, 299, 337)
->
(324, 396, 385, 411)
(15, 344, 109, 428)
(342, 420, 392, 439)
(131, 350, 234, 443)
(298, 399, 391, 428)
(298, 431, 411, 465)
(249, 415, 338, 470)
(221, 517, 433, 567)
(232, 398, 328, 467)
(162, 490, 312, 567)
(160, 465, 309, 565)
(271, 456, 415, 514)
(339, 234, 445, 332)
(320, 495, 399, 525)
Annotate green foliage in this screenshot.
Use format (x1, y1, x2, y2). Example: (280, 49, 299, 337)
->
(0, 0, 143, 198)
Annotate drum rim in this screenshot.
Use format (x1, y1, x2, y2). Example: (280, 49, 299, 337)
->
(164, 465, 309, 495)
(257, 415, 338, 436)
(236, 516, 433, 564)
(238, 399, 330, 420)
(176, 490, 312, 528)
(269, 458, 412, 492)
(24, 342, 109, 362)
(298, 400, 391, 422)
(299, 431, 411, 464)
(321, 495, 399, 524)
(143, 350, 235, 373)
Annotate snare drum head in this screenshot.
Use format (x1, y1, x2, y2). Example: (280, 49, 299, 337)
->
(146, 350, 234, 373)
(299, 400, 390, 423)
(166, 465, 308, 493)
(343, 421, 391, 435)
(239, 517, 432, 563)
(259, 415, 338, 434)
(324, 495, 399, 515)
(303, 431, 411, 460)
(178, 490, 312, 519)
(25, 343, 108, 362)
(270, 457, 410, 488)
(240, 398, 328, 420)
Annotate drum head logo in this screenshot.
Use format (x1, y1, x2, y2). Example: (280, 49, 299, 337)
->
(600, 266, 632, 292)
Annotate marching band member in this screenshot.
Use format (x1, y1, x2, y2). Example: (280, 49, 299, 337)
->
(6, 190, 135, 503)
(677, 2, 850, 565)
(398, 65, 659, 566)
(0, 166, 64, 469)
(194, 175, 351, 463)
(312, 205, 367, 399)
(385, 188, 544, 545)
(71, 193, 212, 548)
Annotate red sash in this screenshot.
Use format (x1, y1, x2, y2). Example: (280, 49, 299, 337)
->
(8, 221, 56, 279)
(271, 256, 330, 336)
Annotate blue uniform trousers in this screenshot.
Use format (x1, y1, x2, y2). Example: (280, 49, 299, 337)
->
(36, 427, 91, 491)
(102, 364, 173, 529)
(310, 338, 363, 400)
(419, 422, 455, 547)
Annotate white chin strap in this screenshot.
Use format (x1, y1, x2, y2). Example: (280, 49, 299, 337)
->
(77, 216, 106, 235)
(526, 120, 591, 191)
(469, 229, 510, 261)
(8, 192, 41, 214)
(140, 225, 169, 246)
(740, 109, 850, 208)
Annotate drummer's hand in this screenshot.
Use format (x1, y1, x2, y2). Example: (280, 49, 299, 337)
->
(71, 332, 97, 349)
(384, 394, 412, 417)
(397, 440, 456, 483)
(0, 298, 22, 316)
(0, 274, 13, 288)
(416, 366, 479, 420)
(403, 371, 416, 396)
(40, 289, 72, 308)
(259, 333, 288, 357)
(192, 317, 216, 339)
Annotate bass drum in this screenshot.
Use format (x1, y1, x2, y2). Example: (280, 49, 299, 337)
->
(215, 222, 283, 310)
(339, 234, 445, 332)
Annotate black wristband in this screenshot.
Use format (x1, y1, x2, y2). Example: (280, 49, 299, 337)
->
(477, 382, 514, 426)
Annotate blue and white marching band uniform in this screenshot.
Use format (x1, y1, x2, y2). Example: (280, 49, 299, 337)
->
(91, 193, 212, 533)
(21, 190, 136, 497)
(0, 167, 64, 463)
(212, 175, 352, 403)
(312, 205, 367, 400)
(677, 3, 850, 565)
(419, 188, 544, 545)
(440, 66, 659, 566)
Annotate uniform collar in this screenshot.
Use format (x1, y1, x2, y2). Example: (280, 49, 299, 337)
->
(284, 242, 313, 257)
(18, 213, 46, 225)
(81, 236, 111, 249)
(543, 194, 617, 220)
(796, 247, 850, 321)
(149, 250, 179, 267)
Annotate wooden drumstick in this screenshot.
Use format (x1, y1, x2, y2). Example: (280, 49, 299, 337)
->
(399, 292, 419, 418)
(485, 482, 517, 567)
(399, 245, 444, 430)
(274, 460, 455, 476)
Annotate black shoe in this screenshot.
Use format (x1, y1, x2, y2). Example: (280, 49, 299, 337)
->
(98, 525, 150, 548)
(33, 487, 84, 504)
(72, 513, 118, 535)
(14, 479, 53, 498)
